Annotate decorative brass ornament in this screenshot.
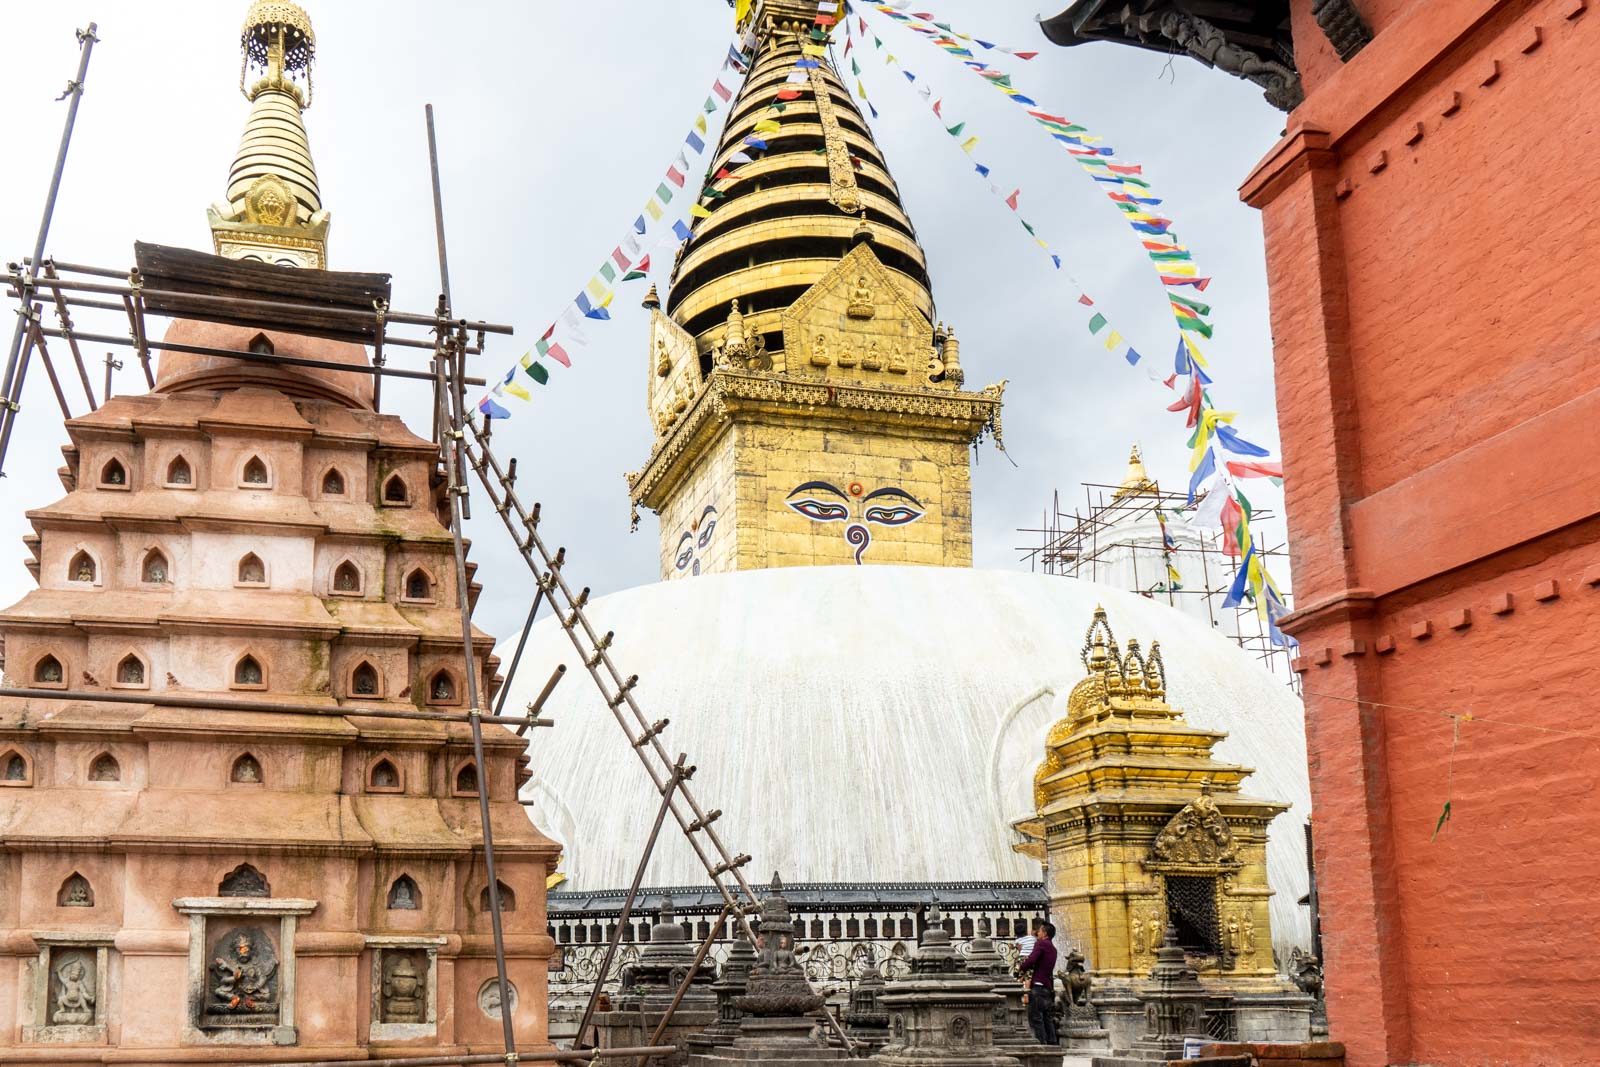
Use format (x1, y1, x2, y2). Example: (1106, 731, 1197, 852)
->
(809, 63, 861, 215)
(846, 276, 876, 320)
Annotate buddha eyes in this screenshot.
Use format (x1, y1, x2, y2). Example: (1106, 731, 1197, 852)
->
(697, 517, 717, 548)
(864, 504, 924, 527)
(674, 536, 695, 571)
(787, 498, 850, 522)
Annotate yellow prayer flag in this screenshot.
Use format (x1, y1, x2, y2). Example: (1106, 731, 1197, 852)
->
(959, 135, 978, 153)
(1161, 263, 1198, 276)
(599, 290, 615, 309)
(695, 114, 708, 135)
(690, 203, 713, 218)
(857, 80, 868, 99)
(1182, 335, 1210, 368)
(1103, 330, 1123, 352)
(803, 43, 826, 56)
(735, 0, 752, 24)
(644, 199, 664, 221)
(503, 381, 532, 402)
(753, 119, 781, 134)
(586, 277, 607, 301)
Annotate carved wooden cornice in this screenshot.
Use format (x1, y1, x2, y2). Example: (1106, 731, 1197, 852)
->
(627, 368, 999, 510)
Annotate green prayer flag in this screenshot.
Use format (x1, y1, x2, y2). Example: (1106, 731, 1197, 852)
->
(1431, 800, 1452, 841)
(1021, 220, 1035, 235)
(1088, 313, 1107, 334)
(655, 181, 674, 204)
(524, 360, 549, 385)
(622, 269, 646, 282)
(872, 34, 882, 47)
(945, 122, 965, 137)
(599, 262, 617, 283)
(851, 58, 860, 74)
(1170, 292, 1212, 316)
(704, 96, 717, 113)
(934, 21, 953, 31)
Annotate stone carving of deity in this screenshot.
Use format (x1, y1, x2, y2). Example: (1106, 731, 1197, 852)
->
(656, 338, 672, 378)
(431, 675, 452, 702)
(382, 953, 424, 1023)
(861, 338, 883, 371)
(61, 877, 92, 906)
(1226, 916, 1241, 954)
(1131, 914, 1146, 956)
(209, 929, 278, 1018)
(75, 557, 94, 582)
(51, 955, 95, 1025)
(887, 344, 908, 374)
(810, 332, 831, 367)
(1242, 914, 1256, 954)
(836, 343, 857, 368)
(847, 276, 875, 319)
(1146, 910, 1162, 956)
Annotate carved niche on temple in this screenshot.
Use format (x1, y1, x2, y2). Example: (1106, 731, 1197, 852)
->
(23, 936, 113, 1043)
(367, 936, 443, 1039)
(175, 890, 316, 1044)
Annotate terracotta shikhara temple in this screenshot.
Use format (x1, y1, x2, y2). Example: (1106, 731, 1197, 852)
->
(0, 2, 557, 1060)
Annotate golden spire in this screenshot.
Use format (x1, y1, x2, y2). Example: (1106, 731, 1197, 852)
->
(207, 1, 329, 268)
(664, 2, 934, 359)
(1112, 443, 1159, 498)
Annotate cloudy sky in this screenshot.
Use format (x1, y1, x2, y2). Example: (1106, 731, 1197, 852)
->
(0, 1, 1288, 646)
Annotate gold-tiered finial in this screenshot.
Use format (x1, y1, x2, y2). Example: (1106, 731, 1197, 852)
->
(1113, 443, 1160, 498)
(208, 1, 329, 268)
(1066, 606, 1169, 723)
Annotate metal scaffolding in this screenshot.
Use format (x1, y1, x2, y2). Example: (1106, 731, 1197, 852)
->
(1016, 479, 1298, 684)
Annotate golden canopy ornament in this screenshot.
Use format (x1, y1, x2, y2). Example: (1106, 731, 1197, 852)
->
(1144, 794, 1243, 872)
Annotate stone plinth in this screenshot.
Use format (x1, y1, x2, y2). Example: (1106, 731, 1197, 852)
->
(841, 962, 890, 1054)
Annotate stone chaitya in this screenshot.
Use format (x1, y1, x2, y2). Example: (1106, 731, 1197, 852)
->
(875, 901, 1020, 1067)
(1018, 607, 1309, 1048)
(687, 874, 847, 1067)
(594, 897, 719, 1065)
(689, 932, 759, 1056)
(0, 1, 558, 1058)
(1090, 926, 1209, 1067)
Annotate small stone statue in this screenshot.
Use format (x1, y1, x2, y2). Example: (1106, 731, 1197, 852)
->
(1131, 915, 1146, 956)
(847, 276, 875, 319)
(75, 557, 95, 582)
(383, 954, 424, 1023)
(1146, 910, 1163, 957)
(52, 956, 95, 1025)
(836, 343, 858, 368)
(1242, 914, 1256, 954)
(1227, 916, 1241, 954)
(211, 931, 278, 1015)
(887, 345, 908, 374)
(431, 675, 452, 701)
(861, 338, 883, 371)
(656, 338, 672, 378)
(810, 332, 831, 367)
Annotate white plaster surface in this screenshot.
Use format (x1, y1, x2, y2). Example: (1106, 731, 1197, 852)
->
(513, 566, 1312, 952)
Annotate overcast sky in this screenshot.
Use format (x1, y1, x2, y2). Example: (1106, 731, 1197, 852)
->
(0, 1, 1288, 646)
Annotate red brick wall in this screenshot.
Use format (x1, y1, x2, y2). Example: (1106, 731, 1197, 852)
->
(1241, 1, 1600, 1064)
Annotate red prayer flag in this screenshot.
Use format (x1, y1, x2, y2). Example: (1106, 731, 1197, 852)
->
(1219, 496, 1243, 556)
(776, 87, 801, 100)
(1227, 459, 1284, 479)
(932, 99, 942, 117)
(814, 14, 837, 25)
(540, 323, 555, 341)
(666, 166, 686, 188)
(1077, 294, 1094, 306)
(712, 79, 732, 101)
(715, 167, 733, 179)
(1004, 189, 1020, 211)
(1013, 51, 1038, 60)
(844, 37, 853, 56)
(611, 248, 630, 271)
(1108, 164, 1144, 175)
(1027, 109, 1069, 124)
(545, 343, 572, 369)
(1162, 373, 1178, 389)
(858, 15, 866, 33)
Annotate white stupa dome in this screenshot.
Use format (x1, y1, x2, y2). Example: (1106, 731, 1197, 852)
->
(512, 565, 1311, 952)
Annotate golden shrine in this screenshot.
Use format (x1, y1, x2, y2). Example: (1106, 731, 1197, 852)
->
(627, 0, 1004, 579)
(1018, 607, 1308, 1043)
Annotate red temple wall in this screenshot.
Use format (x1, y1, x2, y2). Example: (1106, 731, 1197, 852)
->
(1242, 1, 1600, 1064)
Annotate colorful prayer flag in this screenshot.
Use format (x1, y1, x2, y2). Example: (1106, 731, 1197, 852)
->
(623, 254, 651, 282)
(524, 360, 549, 385)
(673, 220, 693, 241)
(1087, 313, 1107, 334)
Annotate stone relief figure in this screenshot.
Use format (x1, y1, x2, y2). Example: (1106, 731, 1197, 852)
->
(1242, 913, 1256, 954)
(656, 338, 672, 378)
(382, 953, 424, 1023)
(1131, 914, 1146, 955)
(51, 954, 96, 1025)
(887, 345, 908, 374)
(1226, 916, 1241, 954)
(810, 332, 831, 367)
(1146, 909, 1163, 957)
(836, 343, 858, 368)
(861, 339, 883, 371)
(847, 275, 875, 319)
(209, 928, 279, 1018)
(75, 556, 95, 582)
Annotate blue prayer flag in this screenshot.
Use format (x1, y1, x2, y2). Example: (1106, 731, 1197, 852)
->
(1187, 448, 1216, 504)
(975, 163, 990, 177)
(1216, 425, 1271, 457)
(686, 130, 705, 153)
(634, 215, 647, 235)
(1222, 545, 1254, 608)
(1125, 346, 1141, 366)
(1050, 254, 1061, 269)
(478, 396, 511, 420)
(744, 136, 768, 149)
(672, 220, 693, 241)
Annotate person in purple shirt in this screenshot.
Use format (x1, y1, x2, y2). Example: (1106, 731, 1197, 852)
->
(1019, 919, 1059, 1045)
